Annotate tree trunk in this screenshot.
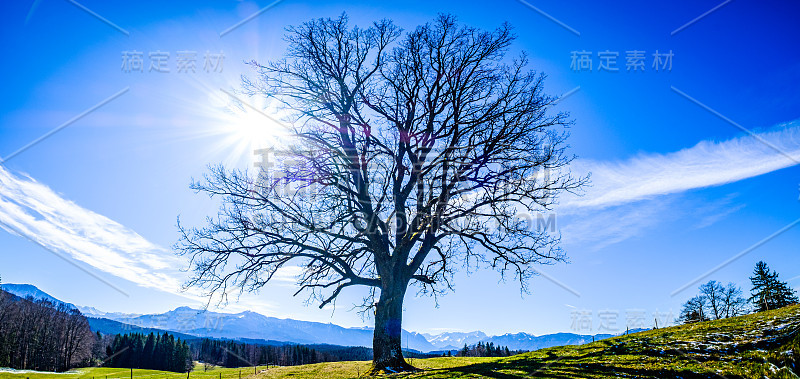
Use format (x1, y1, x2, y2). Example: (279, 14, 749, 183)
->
(371, 281, 415, 373)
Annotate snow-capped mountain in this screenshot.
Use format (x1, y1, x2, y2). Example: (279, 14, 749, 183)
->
(94, 306, 436, 352)
(1, 283, 630, 353)
(425, 331, 488, 350)
(76, 305, 142, 320)
(423, 330, 618, 351)
(0, 283, 77, 309)
(483, 332, 614, 351)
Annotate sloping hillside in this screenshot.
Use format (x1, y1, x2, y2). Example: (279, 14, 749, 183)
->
(255, 304, 800, 378)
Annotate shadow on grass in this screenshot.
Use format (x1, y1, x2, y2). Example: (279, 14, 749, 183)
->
(410, 354, 746, 379)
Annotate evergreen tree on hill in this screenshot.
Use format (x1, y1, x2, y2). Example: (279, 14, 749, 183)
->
(750, 261, 798, 312)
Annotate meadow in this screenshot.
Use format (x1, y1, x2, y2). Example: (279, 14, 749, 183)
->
(2, 304, 798, 379)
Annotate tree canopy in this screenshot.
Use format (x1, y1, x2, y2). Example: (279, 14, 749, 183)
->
(178, 14, 582, 372)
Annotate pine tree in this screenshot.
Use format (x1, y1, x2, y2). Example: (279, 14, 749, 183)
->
(133, 335, 145, 368)
(750, 261, 798, 312)
(143, 333, 155, 369)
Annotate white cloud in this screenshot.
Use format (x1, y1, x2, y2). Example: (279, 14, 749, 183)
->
(690, 194, 746, 229)
(0, 166, 185, 295)
(562, 120, 800, 210)
(554, 120, 800, 248)
(272, 265, 304, 284)
(559, 197, 677, 249)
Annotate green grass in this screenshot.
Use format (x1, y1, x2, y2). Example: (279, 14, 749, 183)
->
(4, 305, 799, 379)
(0, 363, 266, 379)
(259, 305, 800, 378)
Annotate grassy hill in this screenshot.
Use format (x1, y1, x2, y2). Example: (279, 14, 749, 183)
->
(257, 304, 800, 379)
(2, 305, 798, 379)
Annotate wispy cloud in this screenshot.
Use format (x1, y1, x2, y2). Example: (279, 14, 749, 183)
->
(0, 166, 184, 294)
(555, 120, 800, 248)
(0, 165, 292, 314)
(691, 194, 746, 229)
(560, 197, 678, 249)
(562, 120, 800, 210)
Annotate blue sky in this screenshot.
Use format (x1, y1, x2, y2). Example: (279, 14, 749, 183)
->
(1, 0, 799, 337)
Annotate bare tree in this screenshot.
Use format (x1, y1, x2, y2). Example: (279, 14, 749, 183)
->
(685, 281, 748, 323)
(60, 306, 94, 369)
(699, 280, 724, 320)
(678, 295, 708, 324)
(177, 14, 582, 372)
(0, 291, 94, 371)
(721, 282, 748, 318)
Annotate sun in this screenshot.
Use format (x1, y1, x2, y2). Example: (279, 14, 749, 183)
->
(206, 91, 291, 168)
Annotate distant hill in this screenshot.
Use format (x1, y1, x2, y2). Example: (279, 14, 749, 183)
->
(97, 306, 437, 352)
(2, 283, 633, 353)
(0, 283, 77, 309)
(425, 331, 488, 350)
(481, 331, 615, 351)
(86, 317, 200, 341)
(424, 329, 647, 352)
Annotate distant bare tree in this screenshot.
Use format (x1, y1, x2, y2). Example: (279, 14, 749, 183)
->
(682, 280, 748, 324)
(60, 305, 94, 369)
(177, 14, 583, 372)
(699, 280, 725, 320)
(721, 282, 748, 318)
(678, 295, 708, 323)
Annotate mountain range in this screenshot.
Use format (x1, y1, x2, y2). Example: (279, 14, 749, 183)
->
(0, 283, 634, 352)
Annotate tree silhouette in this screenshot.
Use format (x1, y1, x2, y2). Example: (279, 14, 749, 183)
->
(678, 295, 708, 324)
(177, 14, 582, 372)
(750, 261, 798, 312)
(698, 280, 748, 320)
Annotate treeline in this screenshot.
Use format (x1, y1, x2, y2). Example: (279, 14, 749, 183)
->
(0, 289, 95, 371)
(679, 261, 798, 324)
(454, 341, 518, 357)
(104, 332, 191, 372)
(193, 338, 375, 367)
